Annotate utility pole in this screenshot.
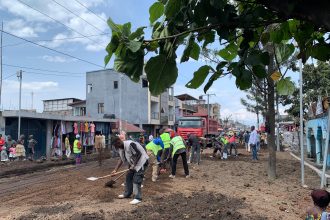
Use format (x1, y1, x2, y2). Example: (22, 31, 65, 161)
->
(0, 21, 3, 109)
(17, 70, 22, 139)
(276, 92, 280, 151)
(31, 91, 34, 110)
(200, 93, 216, 135)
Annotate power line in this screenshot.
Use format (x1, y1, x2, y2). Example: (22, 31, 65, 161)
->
(3, 63, 84, 74)
(1, 29, 104, 68)
(3, 73, 17, 80)
(73, 0, 108, 24)
(16, 0, 105, 47)
(1, 33, 109, 48)
(50, 0, 107, 34)
(24, 71, 83, 78)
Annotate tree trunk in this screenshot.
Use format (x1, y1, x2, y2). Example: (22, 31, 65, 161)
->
(267, 53, 277, 180)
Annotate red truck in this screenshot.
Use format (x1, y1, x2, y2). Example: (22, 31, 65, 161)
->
(177, 114, 219, 140)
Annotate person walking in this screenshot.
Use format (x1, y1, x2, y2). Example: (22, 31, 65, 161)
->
(187, 133, 201, 165)
(111, 137, 149, 205)
(169, 134, 189, 178)
(73, 134, 82, 165)
(145, 137, 164, 182)
(27, 135, 37, 161)
(248, 126, 258, 161)
(244, 131, 250, 152)
(229, 134, 237, 157)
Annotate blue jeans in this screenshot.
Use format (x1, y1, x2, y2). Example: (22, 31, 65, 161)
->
(189, 144, 200, 164)
(251, 144, 258, 160)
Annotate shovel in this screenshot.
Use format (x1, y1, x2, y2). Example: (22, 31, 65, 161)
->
(87, 169, 129, 181)
(104, 171, 128, 188)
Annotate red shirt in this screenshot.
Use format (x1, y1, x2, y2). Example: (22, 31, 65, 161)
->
(229, 136, 235, 143)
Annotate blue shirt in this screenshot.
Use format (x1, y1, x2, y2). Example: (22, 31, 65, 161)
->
(153, 137, 164, 161)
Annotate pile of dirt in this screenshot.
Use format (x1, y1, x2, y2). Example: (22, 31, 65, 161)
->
(116, 192, 264, 220)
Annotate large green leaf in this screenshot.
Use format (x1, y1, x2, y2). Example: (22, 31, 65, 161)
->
(275, 43, 295, 64)
(122, 22, 131, 37)
(164, 0, 182, 18)
(186, 65, 211, 89)
(235, 69, 252, 90)
(107, 17, 121, 33)
(252, 65, 267, 78)
(218, 43, 238, 61)
(202, 31, 215, 48)
(204, 70, 222, 93)
(245, 50, 270, 66)
(127, 41, 142, 53)
(149, 2, 164, 23)
(145, 55, 178, 95)
(276, 77, 295, 95)
(129, 27, 146, 40)
(181, 34, 200, 62)
(105, 35, 120, 66)
(309, 43, 330, 61)
(113, 50, 144, 82)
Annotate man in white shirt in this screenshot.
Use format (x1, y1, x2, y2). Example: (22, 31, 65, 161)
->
(248, 126, 258, 160)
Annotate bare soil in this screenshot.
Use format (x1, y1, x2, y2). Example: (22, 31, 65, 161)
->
(0, 147, 321, 219)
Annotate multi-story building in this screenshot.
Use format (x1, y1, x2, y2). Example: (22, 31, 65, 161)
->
(43, 98, 82, 115)
(85, 69, 175, 135)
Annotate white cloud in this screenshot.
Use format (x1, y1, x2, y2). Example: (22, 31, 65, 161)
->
(42, 55, 76, 63)
(0, 0, 109, 51)
(4, 19, 45, 37)
(4, 80, 58, 91)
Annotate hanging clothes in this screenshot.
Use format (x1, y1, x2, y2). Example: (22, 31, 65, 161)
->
(84, 122, 89, 133)
(90, 122, 95, 133)
(80, 122, 84, 133)
(61, 121, 66, 134)
(66, 122, 73, 133)
(73, 122, 78, 134)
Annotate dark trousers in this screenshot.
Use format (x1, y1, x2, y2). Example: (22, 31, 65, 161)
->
(172, 152, 189, 176)
(124, 162, 148, 201)
(229, 143, 237, 156)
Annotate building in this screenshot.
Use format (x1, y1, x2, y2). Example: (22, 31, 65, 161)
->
(85, 69, 175, 135)
(174, 93, 221, 124)
(43, 98, 82, 115)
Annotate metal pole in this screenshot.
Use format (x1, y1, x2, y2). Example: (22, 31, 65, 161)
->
(321, 107, 330, 188)
(276, 92, 280, 151)
(207, 94, 210, 135)
(17, 70, 22, 139)
(299, 59, 305, 186)
(119, 76, 122, 133)
(0, 21, 3, 108)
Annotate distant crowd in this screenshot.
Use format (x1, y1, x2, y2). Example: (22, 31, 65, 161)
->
(0, 134, 38, 162)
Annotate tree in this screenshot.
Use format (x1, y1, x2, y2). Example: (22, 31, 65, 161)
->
(105, 0, 330, 180)
(241, 84, 267, 128)
(281, 61, 330, 120)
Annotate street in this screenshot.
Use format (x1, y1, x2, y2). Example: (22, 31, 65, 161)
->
(0, 148, 321, 219)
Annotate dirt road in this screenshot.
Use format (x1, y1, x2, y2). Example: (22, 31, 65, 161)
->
(0, 148, 321, 219)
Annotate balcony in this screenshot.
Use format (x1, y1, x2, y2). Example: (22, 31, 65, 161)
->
(182, 104, 198, 112)
(160, 116, 168, 124)
(169, 114, 174, 121)
(151, 112, 159, 120)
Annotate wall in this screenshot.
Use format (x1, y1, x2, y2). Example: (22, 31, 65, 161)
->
(86, 69, 149, 124)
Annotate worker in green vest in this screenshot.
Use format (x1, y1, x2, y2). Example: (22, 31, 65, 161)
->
(73, 134, 82, 165)
(169, 134, 189, 178)
(145, 137, 164, 182)
(159, 128, 171, 170)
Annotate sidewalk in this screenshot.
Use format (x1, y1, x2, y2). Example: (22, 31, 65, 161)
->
(0, 151, 112, 178)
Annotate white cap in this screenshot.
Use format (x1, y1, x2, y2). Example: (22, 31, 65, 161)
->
(76, 134, 80, 139)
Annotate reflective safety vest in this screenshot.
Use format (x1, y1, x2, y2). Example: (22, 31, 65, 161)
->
(160, 133, 171, 149)
(171, 136, 186, 157)
(220, 137, 229, 145)
(146, 141, 162, 156)
(73, 139, 81, 154)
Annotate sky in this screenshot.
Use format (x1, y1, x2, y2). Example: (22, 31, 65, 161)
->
(0, 0, 299, 126)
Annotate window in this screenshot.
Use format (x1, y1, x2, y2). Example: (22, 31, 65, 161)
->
(142, 79, 148, 88)
(114, 81, 118, 89)
(98, 103, 104, 114)
(87, 84, 92, 93)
